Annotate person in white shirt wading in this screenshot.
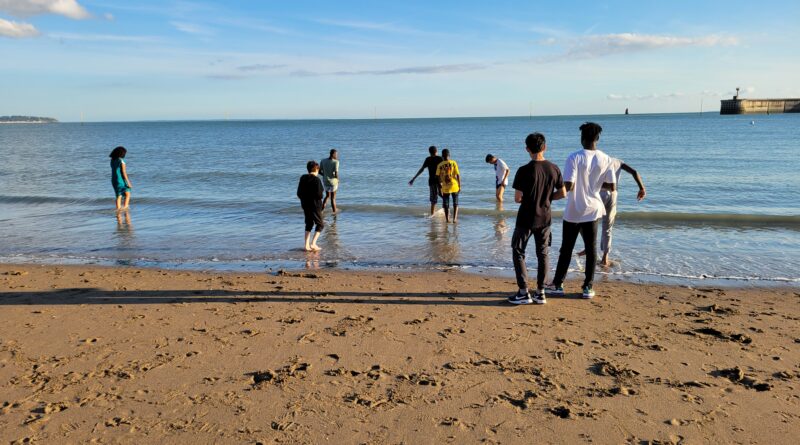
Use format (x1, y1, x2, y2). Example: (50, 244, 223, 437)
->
(578, 157, 646, 266)
(548, 122, 616, 299)
(485, 154, 510, 202)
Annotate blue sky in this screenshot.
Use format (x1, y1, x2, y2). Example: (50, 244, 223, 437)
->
(1, 0, 799, 121)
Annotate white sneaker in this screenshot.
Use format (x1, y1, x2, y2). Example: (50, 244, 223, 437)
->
(508, 290, 533, 305)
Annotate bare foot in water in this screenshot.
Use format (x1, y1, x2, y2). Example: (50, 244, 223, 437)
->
(577, 249, 586, 257)
(310, 244, 321, 252)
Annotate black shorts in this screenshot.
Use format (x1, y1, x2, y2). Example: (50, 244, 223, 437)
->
(303, 207, 324, 232)
(428, 183, 441, 204)
(442, 192, 459, 207)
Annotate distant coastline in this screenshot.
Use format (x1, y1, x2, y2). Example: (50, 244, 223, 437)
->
(0, 116, 58, 124)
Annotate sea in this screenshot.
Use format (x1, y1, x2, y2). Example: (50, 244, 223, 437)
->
(1, 113, 798, 286)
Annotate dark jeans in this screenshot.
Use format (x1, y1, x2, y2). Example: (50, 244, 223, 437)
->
(552, 219, 599, 288)
(511, 225, 551, 290)
(442, 192, 459, 209)
(303, 207, 324, 232)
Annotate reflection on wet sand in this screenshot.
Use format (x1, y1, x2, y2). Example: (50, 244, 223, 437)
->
(493, 202, 510, 243)
(114, 211, 135, 265)
(426, 218, 461, 265)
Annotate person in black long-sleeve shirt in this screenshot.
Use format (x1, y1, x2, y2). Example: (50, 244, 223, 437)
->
(297, 161, 325, 251)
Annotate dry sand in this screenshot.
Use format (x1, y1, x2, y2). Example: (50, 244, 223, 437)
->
(0, 264, 798, 444)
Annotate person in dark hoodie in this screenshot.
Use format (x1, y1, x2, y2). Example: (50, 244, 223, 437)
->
(297, 160, 325, 251)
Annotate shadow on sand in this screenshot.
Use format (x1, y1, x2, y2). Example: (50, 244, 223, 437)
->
(0, 287, 578, 307)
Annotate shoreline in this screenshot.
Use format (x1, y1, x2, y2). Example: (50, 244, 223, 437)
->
(1, 263, 798, 443)
(2, 259, 798, 288)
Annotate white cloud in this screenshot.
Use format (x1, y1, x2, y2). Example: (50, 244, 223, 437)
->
(48, 32, 159, 43)
(0, 17, 39, 38)
(237, 63, 287, 72)
(0, 0, 91, 20)
(547, 33, 738, 61)
(171, 21, 214, 36)
(291, 63, 487, 77)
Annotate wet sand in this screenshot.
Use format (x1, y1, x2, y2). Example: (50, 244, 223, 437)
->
(1, 264, 798, 444)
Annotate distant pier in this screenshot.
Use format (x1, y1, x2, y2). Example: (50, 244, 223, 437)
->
(720, 88, 800, 115)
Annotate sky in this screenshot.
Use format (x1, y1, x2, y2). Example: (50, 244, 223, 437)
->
(1, 0, 799, 121)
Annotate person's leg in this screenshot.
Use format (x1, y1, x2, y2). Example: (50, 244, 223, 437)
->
(330, 190, 337, 213)
(552, 221, 580, 286)
(310, 210, 324, 250)
(533, 226, 551, 290)
(578, 220, 600, 288)
(511, 227, 533, 291)
(122, 191, 131, 209)
(115, 194, 122, 210)
(452, 193, 459, 223)
(310, 231, 322, 250)
(496, 185, 505, 202)
(600, 192, 617, 265)
(442, 193, 451, 222)
(303, 209, 314, 250)
(429, 184, 438, 215)
(322, 191, 330, 211)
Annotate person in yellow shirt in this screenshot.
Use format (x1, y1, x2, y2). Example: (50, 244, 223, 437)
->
(435, 148, 461, 223)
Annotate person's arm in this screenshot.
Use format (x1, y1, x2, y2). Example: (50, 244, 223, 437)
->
(514, 190, 523, 203)
(409, 162, 426, 185)
(621, 163, 646, 201)
(551, 186, 567, 200)
(121, 162, 132, 188)
(501, 167, 510, 185)
(316, 178, 324, 200)
(334, 160, 340, 180)
(297, 178, 303, 200)
(562, 156, 576, 193)
(456, 163, 461, 188)
(601, 182, 616, 191)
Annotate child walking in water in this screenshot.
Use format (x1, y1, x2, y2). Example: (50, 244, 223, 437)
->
(109, 146, 132, 211)
(297, 161, 325, 251)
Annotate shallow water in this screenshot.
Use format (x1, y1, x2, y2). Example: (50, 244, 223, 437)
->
(1, 113, 798, 285)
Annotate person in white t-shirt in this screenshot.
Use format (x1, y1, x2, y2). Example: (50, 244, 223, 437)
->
(485, 154, 510, 202)
(548, 122, 616, 299)
(578, 157, 646, 266)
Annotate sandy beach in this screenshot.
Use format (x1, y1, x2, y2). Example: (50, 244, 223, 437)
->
(1, 264, 798, 444)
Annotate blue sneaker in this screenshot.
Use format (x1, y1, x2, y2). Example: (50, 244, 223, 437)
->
(508, 290, 533, 305)
(582, 285, 595, 299)
(546, 284, 564, 296)
(532, 289, 546, 305)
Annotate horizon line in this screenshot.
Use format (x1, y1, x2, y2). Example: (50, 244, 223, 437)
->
(53, 110, 722, 124)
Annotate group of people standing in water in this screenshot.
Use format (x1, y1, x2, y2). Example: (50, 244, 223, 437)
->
(110, 121, 645, 303)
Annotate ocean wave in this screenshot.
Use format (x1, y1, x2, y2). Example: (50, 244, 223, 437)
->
(2, 195, 798, 228)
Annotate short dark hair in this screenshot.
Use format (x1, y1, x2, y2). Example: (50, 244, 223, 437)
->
(580, 122, 602, 145)
(525, 133, 546, 153)
(441, 148, 450, 159)
(485, 154, 495, 163)
(306, 160, 319, 173)
(428, 145, 437, 155)
(329, 149, 337, 157)
(109, 146, 127, 159)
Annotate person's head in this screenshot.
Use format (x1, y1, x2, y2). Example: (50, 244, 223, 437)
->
(579, 122, 602, 149)
(442, 148, 450, 160)
(306, 160, 320, 173)
(428, 145, 437, 156)
(485, 154, 497, 164)
(109, 146, 127, 159)
(525, 133, 546, 155)
(329, 149, 338, 160)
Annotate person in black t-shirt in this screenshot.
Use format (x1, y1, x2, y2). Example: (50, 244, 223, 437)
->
(508, 133, 566, 305)
(297, 161, 325, 252)
(409, 145, 444, 216)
